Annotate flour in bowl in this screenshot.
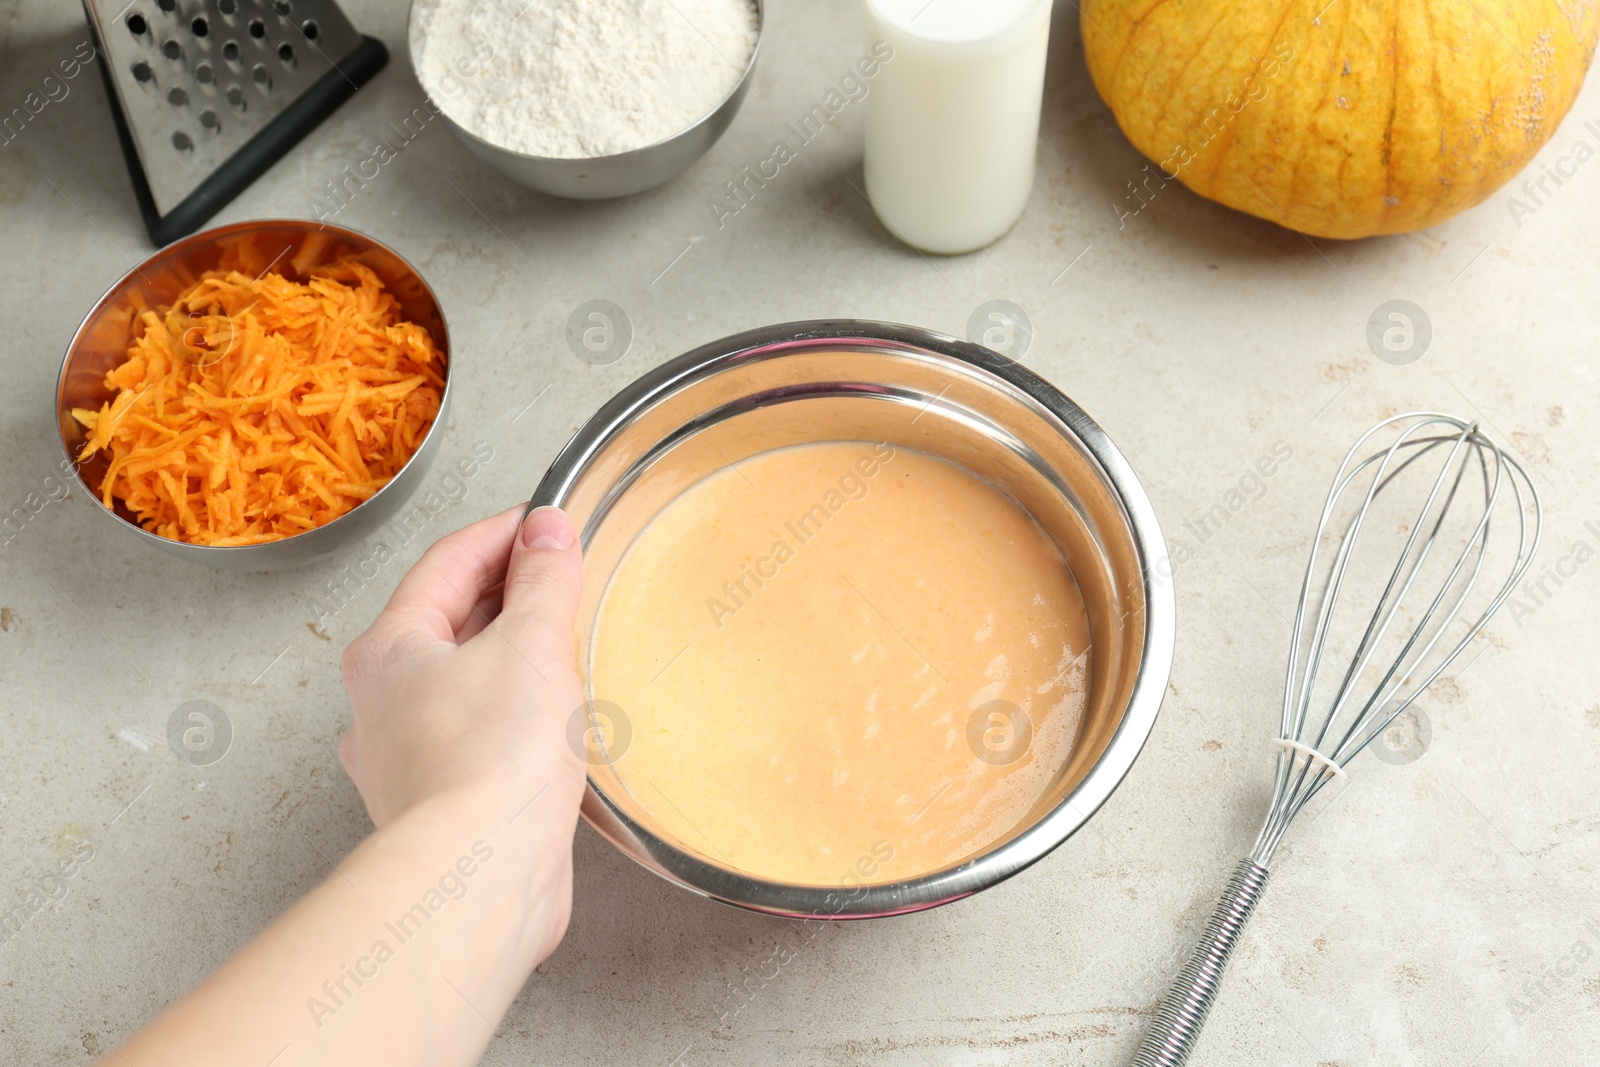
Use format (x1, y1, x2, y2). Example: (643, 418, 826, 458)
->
(411, 0, 760, 159)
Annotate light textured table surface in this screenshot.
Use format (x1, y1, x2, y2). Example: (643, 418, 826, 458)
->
(2, 1, 1597, 1063)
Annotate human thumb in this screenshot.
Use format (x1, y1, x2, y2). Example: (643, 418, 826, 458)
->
(495, 505, 583, 664)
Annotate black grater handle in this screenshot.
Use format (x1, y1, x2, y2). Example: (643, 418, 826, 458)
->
(95, 33, 388, 248)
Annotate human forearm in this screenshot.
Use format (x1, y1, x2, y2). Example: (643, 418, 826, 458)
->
(109, 778, 580, 1067)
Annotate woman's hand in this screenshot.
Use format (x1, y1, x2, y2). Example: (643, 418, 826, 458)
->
(339, 505, 585, 823)
(337, 504, 588, 960)
(106, 505, 589, 1067)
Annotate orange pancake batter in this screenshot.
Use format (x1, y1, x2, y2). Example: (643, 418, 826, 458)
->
(587, 441, 1091, 886)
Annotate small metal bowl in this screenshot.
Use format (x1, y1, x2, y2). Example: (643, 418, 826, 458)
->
(55, 219, 451, 572)
(407, 0, 763, 199)
(532, 320, 1175, 919)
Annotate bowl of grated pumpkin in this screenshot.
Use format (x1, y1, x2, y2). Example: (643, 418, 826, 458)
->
(54, 220, 451, 571)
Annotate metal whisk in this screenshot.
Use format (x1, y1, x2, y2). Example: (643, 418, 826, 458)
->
(1132, 412, 1542, 1066)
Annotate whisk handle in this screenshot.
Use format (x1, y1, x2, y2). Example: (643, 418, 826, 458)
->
(1131, 858, 1270, 1067)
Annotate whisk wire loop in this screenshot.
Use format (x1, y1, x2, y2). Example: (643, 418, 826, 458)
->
(1304, 432, 1487, 779)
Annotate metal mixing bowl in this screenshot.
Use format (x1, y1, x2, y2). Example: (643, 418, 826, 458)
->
(54, 219, 451, 572)
(407, 0, 763, 199)
(530, 320, 1175, 919)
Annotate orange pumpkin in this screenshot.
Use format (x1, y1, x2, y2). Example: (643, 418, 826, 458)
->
(1081, 0, 1600, 238)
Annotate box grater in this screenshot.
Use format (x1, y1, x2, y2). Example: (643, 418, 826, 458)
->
(83, 0, 387, 246)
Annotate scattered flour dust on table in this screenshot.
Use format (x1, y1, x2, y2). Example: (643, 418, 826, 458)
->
(410, 0, 759, 159)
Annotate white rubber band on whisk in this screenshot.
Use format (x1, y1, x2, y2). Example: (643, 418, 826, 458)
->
(1272, 737, 1348, 780)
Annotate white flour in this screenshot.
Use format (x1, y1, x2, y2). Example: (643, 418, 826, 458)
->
(411, 0, 759, 159)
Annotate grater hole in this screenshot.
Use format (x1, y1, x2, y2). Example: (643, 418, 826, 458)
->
(132, 60, 154, 82)
(222, 40, 240, 62)
(172, 130, 193, 151)
(278, 42, 295, 65)
(274, 0, 292, 14)
(127, 13, 147, 36)
(168, 86, 188, 106)
(157, 0, 175, 11)
(162, 39, 182, 59)
(227, 85, 246, 109)
(219, 0, 236, 14)
(200, 109, 220, 131)
(248, 18, 265, 38)
(252, 63, 271, 89)
(195, 61, 213, 83)
(301, 20, 318, 39)
(191, 16, 208, 37)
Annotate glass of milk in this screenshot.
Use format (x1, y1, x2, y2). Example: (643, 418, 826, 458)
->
(863, 0, 1053, 255)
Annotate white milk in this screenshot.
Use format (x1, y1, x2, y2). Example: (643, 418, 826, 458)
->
(863, 0, 1052, 254)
